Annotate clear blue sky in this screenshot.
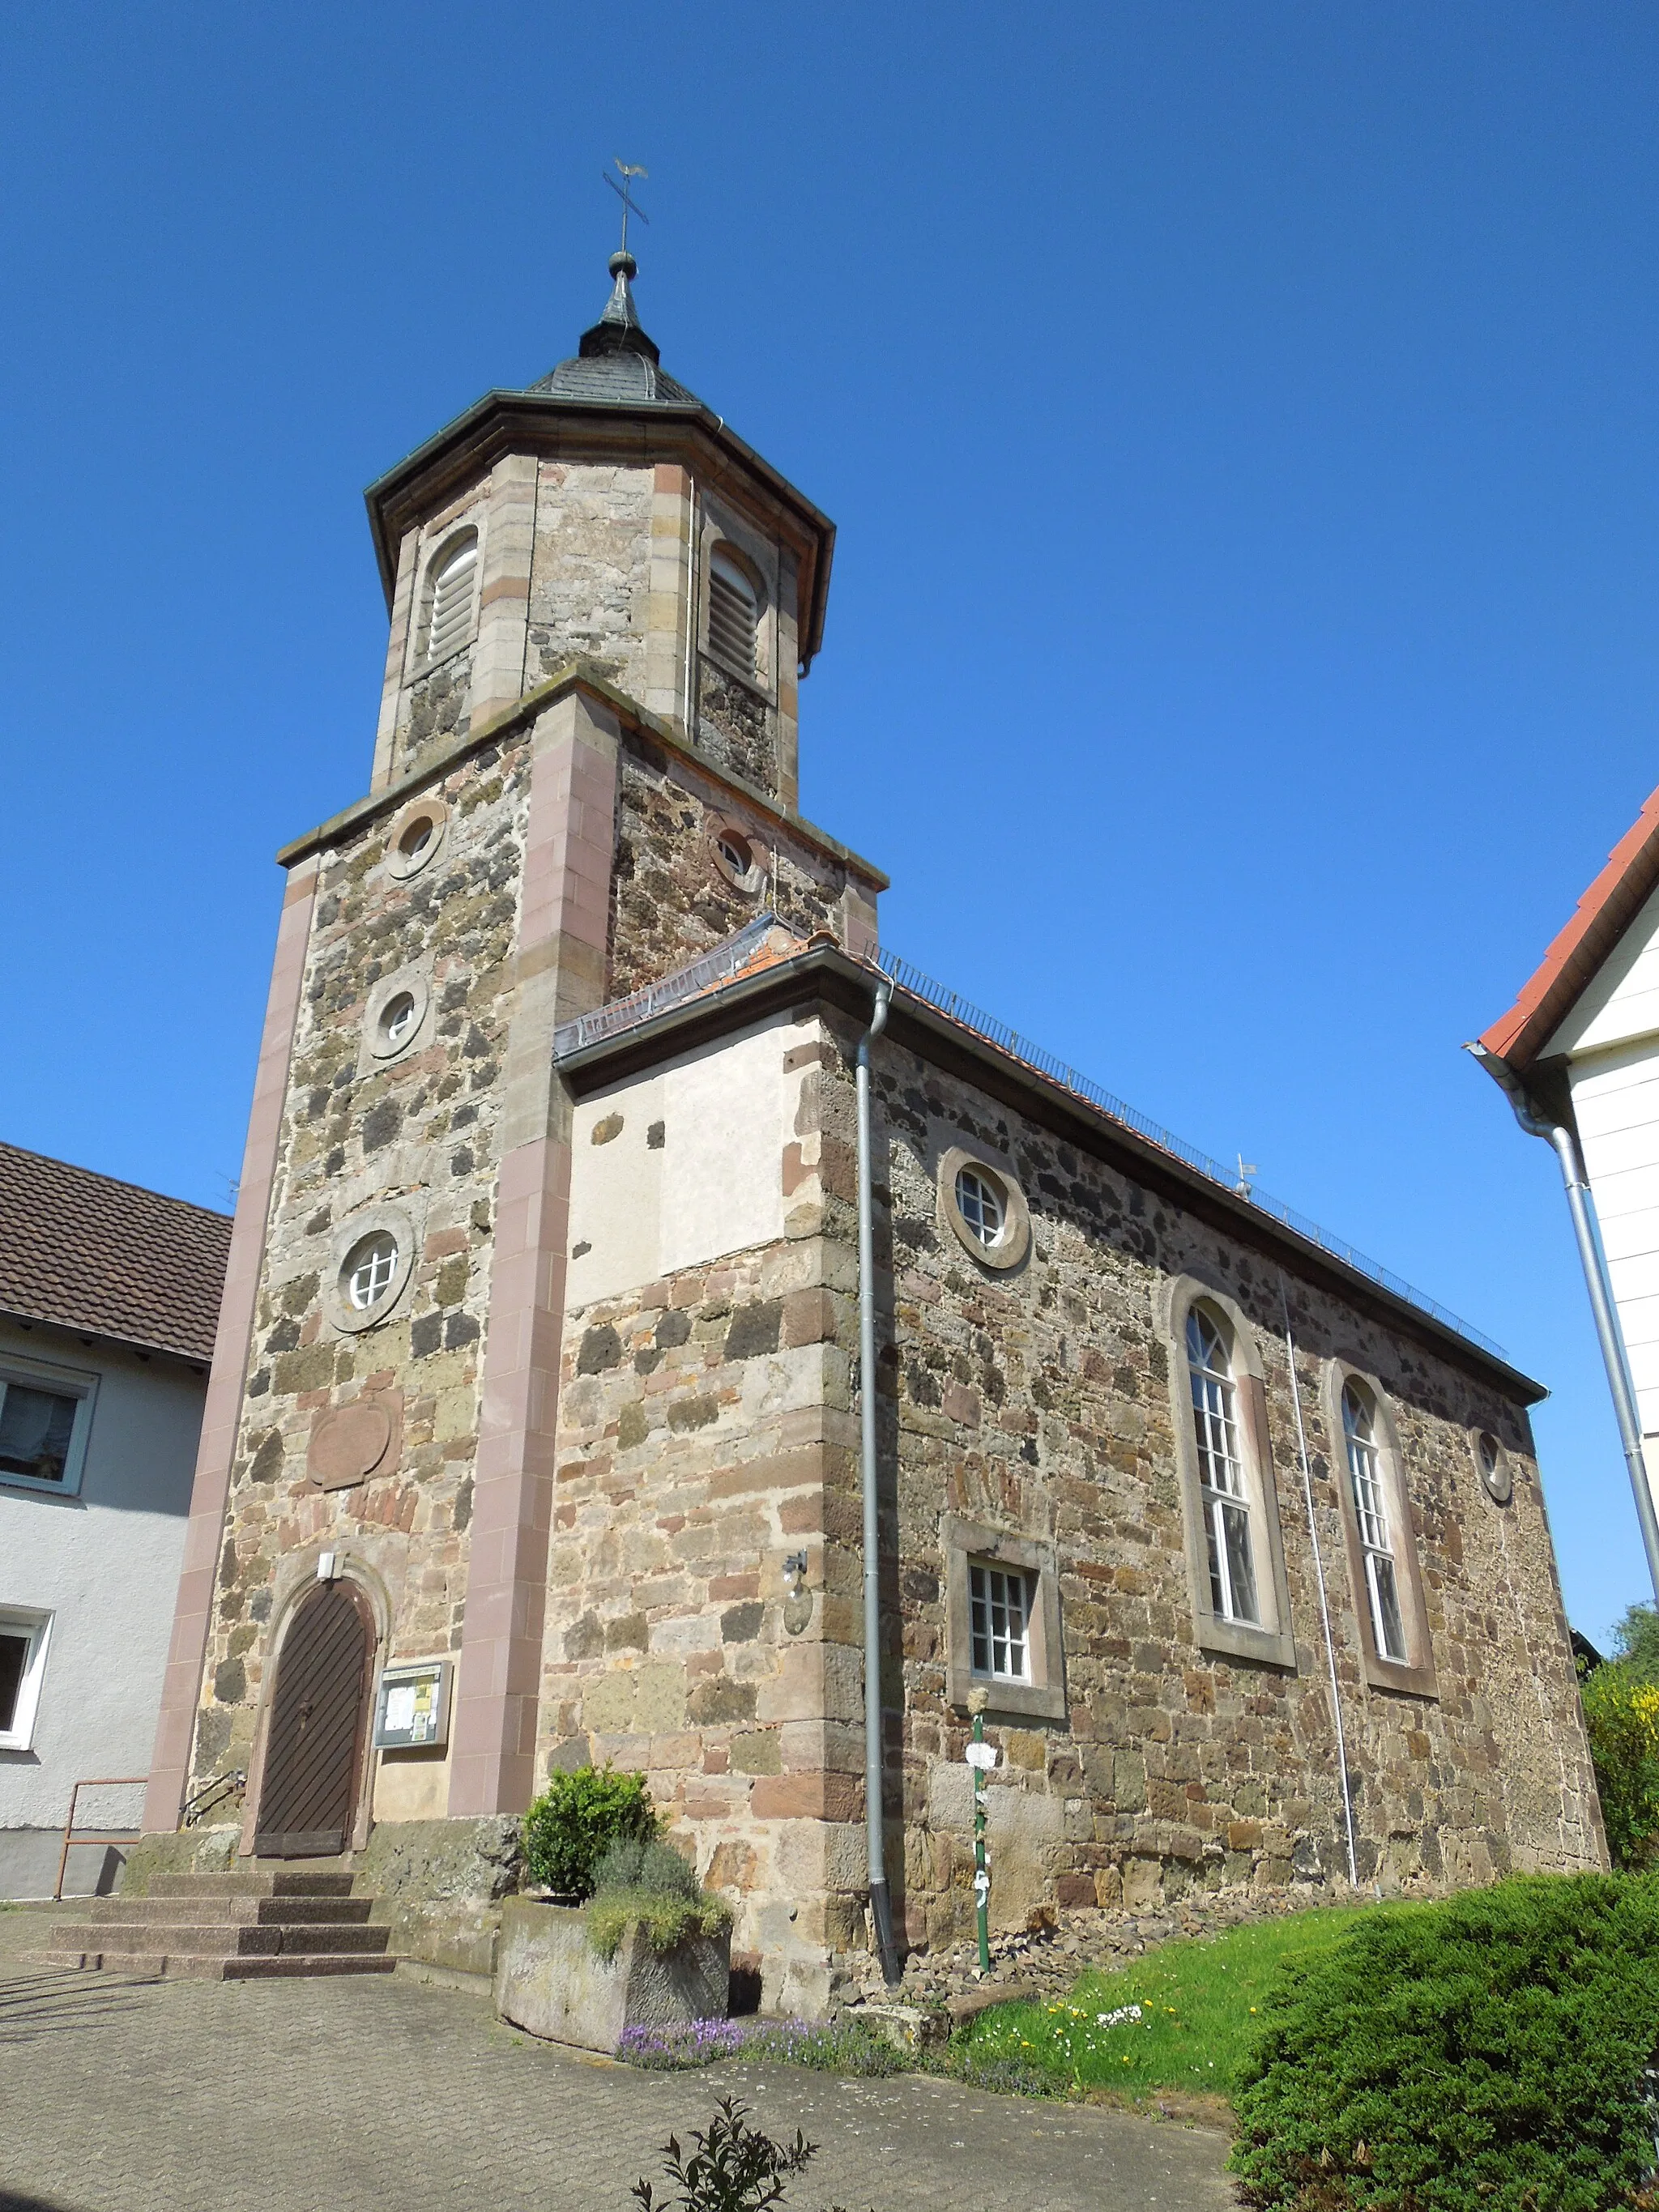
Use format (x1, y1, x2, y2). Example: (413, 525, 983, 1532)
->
(3, 5, 1657, 1644)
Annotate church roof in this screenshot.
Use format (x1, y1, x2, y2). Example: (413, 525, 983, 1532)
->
(0, 1142, 231, 1364)
(524, 251, 706, 409)
(1478, 778, 1659, 1072)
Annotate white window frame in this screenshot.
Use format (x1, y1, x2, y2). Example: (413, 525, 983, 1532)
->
(1341, 1382, 1408, 1663)
(1322, 1358, 1436, 1698)
(0, 1606, 54, 1750)
(1186, 1305, 1261, 1628)
(407, 522, 483, 676)
(1160, 1276, 1297, 1669)
(944, 1517, 1065, 1721)
(0, 1351, 99, 1498)
(968, 1559, 1032, 1683)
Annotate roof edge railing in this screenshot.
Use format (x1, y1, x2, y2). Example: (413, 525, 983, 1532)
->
(552, 921, 1508, 1365)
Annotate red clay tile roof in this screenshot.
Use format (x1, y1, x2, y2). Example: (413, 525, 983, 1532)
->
(0, 1144, 232, 1364)
(1479, 781, 1659, 1072)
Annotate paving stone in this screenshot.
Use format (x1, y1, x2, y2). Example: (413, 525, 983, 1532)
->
(0, 1910, 1234, 2212)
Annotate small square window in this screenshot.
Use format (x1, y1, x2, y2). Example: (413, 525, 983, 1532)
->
(944, 1517, 1065, 1721)
(0, 1609, 53, 1750)
(0, 1357, 97, 1497)
(969, 1561, 1032, 1681)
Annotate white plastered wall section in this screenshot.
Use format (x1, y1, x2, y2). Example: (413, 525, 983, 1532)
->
(1546, 876, 1659, 1508)
(565, 1016, 791, 1305)
(0, 1320, 205, 1897)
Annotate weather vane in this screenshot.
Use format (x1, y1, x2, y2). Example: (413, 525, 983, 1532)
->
(604, 160, 650, 257)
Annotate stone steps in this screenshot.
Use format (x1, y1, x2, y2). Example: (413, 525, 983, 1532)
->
(64, 1893, 373, 1927)
(45, 1867, 394, 1981)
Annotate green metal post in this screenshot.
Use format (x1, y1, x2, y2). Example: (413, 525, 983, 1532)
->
(968, 1686, 991, 1974)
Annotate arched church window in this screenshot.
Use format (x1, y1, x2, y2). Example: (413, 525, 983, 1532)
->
(1341, 1379, 1407, 1661)
(706, 545, 761, 679)
(1186, 1304, 1260, 1626)
(424, 531, 479, 662)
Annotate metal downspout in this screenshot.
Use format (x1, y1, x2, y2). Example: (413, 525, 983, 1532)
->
(1470, 1044, 1659, 1604)
(857, 973, 902, 1986)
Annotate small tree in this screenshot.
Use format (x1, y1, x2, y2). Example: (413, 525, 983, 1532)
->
(1581, 1660, 1659, 1868)
(522, 1765, 655, 1899)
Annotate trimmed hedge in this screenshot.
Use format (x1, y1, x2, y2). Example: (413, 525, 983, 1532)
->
(1230, 1873, 1659, 2210)
(522, 1766, 655, 1899)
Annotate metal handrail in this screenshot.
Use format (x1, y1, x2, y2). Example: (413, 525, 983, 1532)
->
(53, 1776, 147, 1901)
(181, 1767, 246, 1828)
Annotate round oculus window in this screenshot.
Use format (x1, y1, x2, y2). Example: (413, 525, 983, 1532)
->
(1475, 1430, 1512, 1504)
(719, 831, 753, 879)
(382, 991, 418, 1049)
(343, 1231, 399, 1313)
(954, 1166, 1005, 1249)
(386, 799, 448, 880)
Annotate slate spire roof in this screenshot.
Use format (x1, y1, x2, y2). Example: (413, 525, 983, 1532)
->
(527, 250, 702, 408)
(0, 1142, 232, 1365)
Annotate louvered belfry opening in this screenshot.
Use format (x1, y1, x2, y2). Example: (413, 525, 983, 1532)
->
(254, 1580, 373, 1858)
(425, 531, 478, 661)
(706, 546, 760, 678)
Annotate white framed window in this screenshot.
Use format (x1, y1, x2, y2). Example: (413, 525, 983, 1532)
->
(1187, 1306, 1260, 1626)
(0, 1354, 97, 1498)
(706, 545, 761, 680)
(938, 1147, 1032, 1273)
(1342, 1380, 1407, 1663)
(969, 1561, 1032, 1682)
(382, 991, 418, 1049)
(345, 1232, 399, 1312)
(945, 1518, 1064, 1720)
(0, 1608, 53, 1750)
(422, 530, 479, 663)
(955, 1167, 1004, 1250)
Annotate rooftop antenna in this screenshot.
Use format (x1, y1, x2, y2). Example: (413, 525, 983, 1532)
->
(604, 160, 650, 259)
(1235, 1153, 1258, 1200)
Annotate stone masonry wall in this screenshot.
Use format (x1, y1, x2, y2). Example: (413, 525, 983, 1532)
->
(538, 1015, 869, 2015)
(851, 1029, 1603, 1951)
(527, 462, 655, 699)
(608, 734, 855, 1001)
(186, 731, 535, 1811)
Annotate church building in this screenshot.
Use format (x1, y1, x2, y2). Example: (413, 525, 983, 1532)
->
(130, 249, 1602, 2013)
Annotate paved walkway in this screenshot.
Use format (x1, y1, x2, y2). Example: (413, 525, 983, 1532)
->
(0, 1908, 1235, 2212)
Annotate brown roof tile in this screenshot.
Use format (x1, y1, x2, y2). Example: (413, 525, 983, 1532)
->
(1479, 780, 1659, 1072)
(0, 1144, 232, 1364)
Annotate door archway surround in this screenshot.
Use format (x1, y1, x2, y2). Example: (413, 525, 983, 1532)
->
(252, 1579, 375, 1857)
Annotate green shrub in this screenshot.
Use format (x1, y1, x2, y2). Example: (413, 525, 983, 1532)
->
(1230, 1872, 1659, 2211)
(586, 1888, 732, 1960)
(522, 1765, 655, 1899)
(594, 1836, 701, 1900)
(586, 1832, 731, 1960)
(1582, 1661, 1659, 1869)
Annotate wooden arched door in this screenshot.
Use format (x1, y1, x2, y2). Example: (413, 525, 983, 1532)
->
(254, 1580, 374, 1857)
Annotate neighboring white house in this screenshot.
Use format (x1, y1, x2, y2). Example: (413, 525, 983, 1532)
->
(1478, 782, 1659, 1538)
(0, 1144, 229, 1897)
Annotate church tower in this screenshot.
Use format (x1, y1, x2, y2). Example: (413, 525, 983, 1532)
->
(141, 251, 887, 2005)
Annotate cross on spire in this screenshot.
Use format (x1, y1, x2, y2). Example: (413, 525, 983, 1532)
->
(604, 160, 650, 259)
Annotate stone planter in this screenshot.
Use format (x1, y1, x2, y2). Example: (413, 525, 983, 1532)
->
(493, 1898, 730, 2053)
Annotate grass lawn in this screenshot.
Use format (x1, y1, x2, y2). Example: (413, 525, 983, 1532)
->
(954, 1904, 1384, 2099)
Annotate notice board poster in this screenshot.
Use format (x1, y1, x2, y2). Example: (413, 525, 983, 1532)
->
(373, 1659, 450, 1750)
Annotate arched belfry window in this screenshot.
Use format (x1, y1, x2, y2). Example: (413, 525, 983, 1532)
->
(706, 545, 761, 680)
(424, 530, 479, 662)
(1186, 1305, 1260, 1626)
(1341, 1379, 1407, 1662)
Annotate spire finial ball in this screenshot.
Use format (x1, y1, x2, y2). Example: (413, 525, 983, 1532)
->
(609, 249, 638, 280)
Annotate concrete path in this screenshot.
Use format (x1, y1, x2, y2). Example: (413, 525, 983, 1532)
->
(0, 1907, 1235, 2212)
